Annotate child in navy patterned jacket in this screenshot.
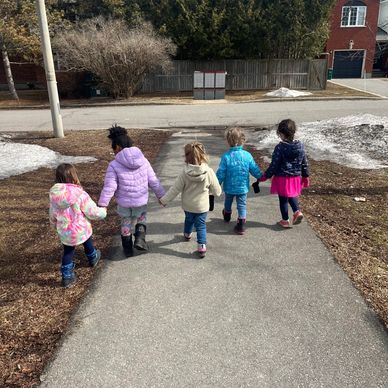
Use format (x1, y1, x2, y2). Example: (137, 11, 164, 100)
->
(260, 119, 310, 228)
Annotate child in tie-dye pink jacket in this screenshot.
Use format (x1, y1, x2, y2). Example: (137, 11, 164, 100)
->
(49, 163, 106, 287)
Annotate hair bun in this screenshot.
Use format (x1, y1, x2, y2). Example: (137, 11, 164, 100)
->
(108, 124, 128, 139)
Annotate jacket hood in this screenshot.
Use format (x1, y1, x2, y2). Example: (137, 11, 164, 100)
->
(280, 140, 303, 159)
(115, 147, 146, 169)
(184, 163, 210, 182)
(49, 183, 83, 209)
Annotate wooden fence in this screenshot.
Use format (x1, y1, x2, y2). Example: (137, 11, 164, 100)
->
(140, 59, 328, 93)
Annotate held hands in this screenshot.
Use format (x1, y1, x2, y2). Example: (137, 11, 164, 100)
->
(158, 198, 166, 207)
(259, 175, 267, 182)
(302, 177, 310, 188)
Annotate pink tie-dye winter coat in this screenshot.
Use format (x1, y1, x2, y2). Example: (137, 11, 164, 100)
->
(49, 183, 106, 246)
(98, 147, 165, 208)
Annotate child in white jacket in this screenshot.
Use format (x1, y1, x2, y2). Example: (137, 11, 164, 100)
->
(160, 142, 221, 258)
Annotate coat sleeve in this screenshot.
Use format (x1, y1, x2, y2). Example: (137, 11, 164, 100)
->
(81, 192, 107, 221)
(265, 144, 282, 179)
(159, 172, 185, 205)
(98, 163, 118, 207)
(147, 161, 165, 199)
(249, 154, 263, 179)
(301, 146, 309, 178)
(216, 155, 227, 185)
(208, 168, 222, 197)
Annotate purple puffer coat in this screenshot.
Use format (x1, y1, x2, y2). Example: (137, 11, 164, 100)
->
(98, 147, 165, 208)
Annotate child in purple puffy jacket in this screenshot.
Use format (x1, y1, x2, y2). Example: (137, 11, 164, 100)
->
(98, 125, 165, 257)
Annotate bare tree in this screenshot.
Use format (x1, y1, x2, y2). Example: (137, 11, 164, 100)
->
(54, 17, 176, 98)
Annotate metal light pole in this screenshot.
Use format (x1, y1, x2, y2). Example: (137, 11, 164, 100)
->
(36, 0, 64, 138)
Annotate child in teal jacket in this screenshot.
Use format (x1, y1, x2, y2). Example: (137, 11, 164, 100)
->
(216, 127, 262, 234)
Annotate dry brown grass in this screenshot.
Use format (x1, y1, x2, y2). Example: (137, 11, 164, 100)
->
(0, 129, 171, 387)
(248, 146, 388, 328)
(0, 81, 376, 109)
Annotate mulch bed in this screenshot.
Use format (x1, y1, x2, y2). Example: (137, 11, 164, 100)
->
(0, 129, 171, 387)
(247, 146, 388, 328)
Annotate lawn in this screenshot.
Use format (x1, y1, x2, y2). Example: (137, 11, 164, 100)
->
(0, 81, 376, 108)
(0, 128, 171, 387)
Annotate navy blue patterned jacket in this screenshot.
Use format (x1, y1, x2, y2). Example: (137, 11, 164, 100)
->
(265, 141, 309, 178)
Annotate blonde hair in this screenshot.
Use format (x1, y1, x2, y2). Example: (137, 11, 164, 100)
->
(55, 163, 81, 185)
(225, 127, 246, 146)
(184, 142, 209, 165)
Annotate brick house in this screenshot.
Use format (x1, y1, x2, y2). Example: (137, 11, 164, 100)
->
(375, 0, 388, 75)
(326, 0, 380, 78)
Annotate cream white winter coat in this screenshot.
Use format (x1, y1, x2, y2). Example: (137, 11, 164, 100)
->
(160, 163, 222, 213)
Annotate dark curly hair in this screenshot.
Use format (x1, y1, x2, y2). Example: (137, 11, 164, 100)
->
(108, 124, 133, 150)
(277, 119, 296, 142)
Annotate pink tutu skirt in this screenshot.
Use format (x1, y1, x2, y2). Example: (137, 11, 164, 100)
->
(270, 176, 302, 197)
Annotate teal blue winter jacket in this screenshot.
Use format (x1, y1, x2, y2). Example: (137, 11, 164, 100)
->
(216, 146, 262, 195)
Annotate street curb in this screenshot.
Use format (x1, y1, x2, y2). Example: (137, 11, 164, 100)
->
(0, 95, 384, 111)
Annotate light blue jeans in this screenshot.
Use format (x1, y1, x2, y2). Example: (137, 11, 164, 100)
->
(184, 211, 207, 245)
(224, 193, 247, 219)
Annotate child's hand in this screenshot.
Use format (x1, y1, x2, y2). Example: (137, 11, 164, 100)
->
(259, 175, 267, 182)
(302, 177, 310, 188)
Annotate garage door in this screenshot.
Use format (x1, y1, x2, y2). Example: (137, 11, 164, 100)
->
(333, 50, 364, 78)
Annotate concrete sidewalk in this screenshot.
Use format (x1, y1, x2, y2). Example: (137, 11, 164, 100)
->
(40, 130, 387, 387)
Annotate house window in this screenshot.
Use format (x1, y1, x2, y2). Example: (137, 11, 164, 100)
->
(341, 1, 367, 27)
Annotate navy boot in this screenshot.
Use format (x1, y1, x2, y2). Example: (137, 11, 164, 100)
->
(61, 262, 76, 288)
(86, 249, 101, 267)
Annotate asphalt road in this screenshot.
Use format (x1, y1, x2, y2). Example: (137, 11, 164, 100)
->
(40, 129, 388, 388)
(1, 99, 388, 132)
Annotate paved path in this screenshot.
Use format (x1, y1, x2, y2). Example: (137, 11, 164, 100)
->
(331, 78, 388, 98)
(40, 130, 387, 387)
(1, 99, 388, 132)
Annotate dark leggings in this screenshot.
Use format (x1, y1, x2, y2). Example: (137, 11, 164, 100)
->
(62, 237, 95, 266)
(278, 196, 300, 221)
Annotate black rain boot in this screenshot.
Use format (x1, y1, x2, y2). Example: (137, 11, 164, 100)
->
(134, 224, 148, 251)
(61, 262, 77, 288)
(222, 209, 232, 222)
(121, 235, 133, 257)
(234, 218, 246, 235)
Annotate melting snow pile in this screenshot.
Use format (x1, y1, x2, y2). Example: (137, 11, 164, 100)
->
(265, 87, 312, 98)
(0, 135, 96, 179)
(252, 114, 388, 169)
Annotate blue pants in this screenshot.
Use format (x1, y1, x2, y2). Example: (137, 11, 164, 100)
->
(278, 196, 300, 221)
(184, 211, 207, 245)
(224, 193, 247, 219)
(62, 237, 95, 266)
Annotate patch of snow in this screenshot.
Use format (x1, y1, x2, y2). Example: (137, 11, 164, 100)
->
(251, 114, 388, 169)
(265, 87, 312, 98)
(0, 140, 96, 180)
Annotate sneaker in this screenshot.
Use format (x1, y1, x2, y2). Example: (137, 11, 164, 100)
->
(197, 244, 206, 258)
(234, 218, 246, 235)
(184, 233, 192, 241)
(222, 209, 232, 223)
(292, 210, 304, 225)
(278, 219, 292, 228)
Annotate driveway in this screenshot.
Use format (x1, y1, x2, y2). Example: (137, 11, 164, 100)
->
(331, 78, 388, 98)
